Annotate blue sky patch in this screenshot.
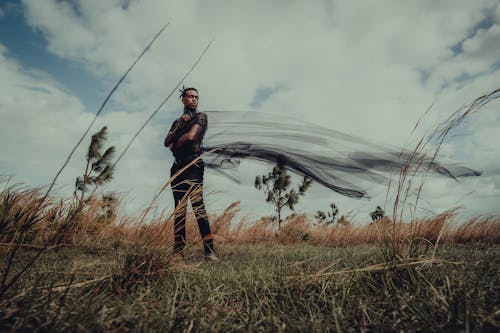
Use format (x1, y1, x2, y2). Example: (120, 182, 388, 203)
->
(0, 0, 104, 110)
(249, 85, 282, 108)
(451, 12, 496, 56)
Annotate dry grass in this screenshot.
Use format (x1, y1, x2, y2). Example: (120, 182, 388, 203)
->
(0, 185, 119, 249)
(0, 178, 498, 297)
(220, 209, 500, 247)
(1, 182, 499, 332)
(1, 182, 499, 251)
(447, 216, 500, 244)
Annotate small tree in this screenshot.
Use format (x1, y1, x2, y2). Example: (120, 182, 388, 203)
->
(370, 205, 385, 222)
(315, 203, 339, 226)
(74, 126, 115, 204)
(255, 162, 311, 230)
(314, 210, 327, 225)
(326, 203, 339, 225)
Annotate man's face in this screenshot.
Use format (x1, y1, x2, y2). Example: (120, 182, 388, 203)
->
(182, 90, 199, 110)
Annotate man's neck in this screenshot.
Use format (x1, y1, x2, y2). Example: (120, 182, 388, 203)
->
(183, 107, 197, 119)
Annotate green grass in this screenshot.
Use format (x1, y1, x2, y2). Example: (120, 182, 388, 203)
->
(1, 244, 499, 332)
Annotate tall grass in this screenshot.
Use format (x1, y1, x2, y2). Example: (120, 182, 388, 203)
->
(0, 176, 499, 331)
(1, 182, 498, 250)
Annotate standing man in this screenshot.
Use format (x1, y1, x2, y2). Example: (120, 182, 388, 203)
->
(164, 87, 218, 261)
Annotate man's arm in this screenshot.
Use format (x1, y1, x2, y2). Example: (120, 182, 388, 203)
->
(164, 121, 179, 147)
(174, 123, 203, 148)
(174, 113, 207, 149)
(164, 114, 191, 148)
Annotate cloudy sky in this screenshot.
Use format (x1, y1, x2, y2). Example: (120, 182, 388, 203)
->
(1, 0, 499, 223)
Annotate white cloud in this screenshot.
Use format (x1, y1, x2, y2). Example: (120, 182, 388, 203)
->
(0, 43, 88, 184)
(0, 42, 174, 216)
(1, 0, 499, 221)
(463, 24, 500, 62)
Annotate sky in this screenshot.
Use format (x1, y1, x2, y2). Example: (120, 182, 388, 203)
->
(0, 0, 499, 224)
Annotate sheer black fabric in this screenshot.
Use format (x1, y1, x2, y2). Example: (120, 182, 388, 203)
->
(198, 89, 497, 200)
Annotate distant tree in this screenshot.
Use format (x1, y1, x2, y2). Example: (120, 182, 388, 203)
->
(314, 210, 327, 225)
(327, 203, 339, 225)
(74, 126, 115, 204)
(255, 161, 311, 230)
(370, 205, 385, 222)
(315, 203, 339, 226)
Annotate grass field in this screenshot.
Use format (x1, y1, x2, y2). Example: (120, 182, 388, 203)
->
(2, 243, 499, 332)
(1, 184, 499, 332)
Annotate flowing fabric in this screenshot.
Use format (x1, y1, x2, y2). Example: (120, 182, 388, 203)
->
(199, 89, 498, 199)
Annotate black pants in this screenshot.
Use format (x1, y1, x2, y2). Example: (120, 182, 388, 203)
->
(170, 158, 214, 255)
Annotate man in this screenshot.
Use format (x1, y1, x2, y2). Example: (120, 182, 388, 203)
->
(164, 87, 218, 261)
